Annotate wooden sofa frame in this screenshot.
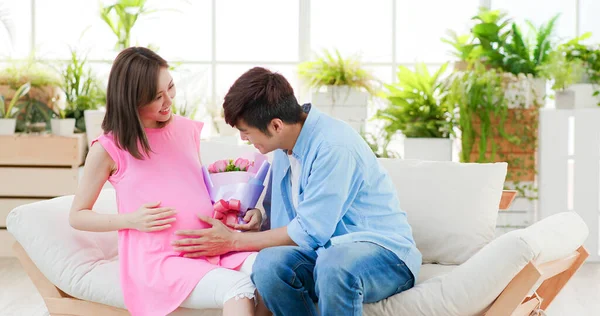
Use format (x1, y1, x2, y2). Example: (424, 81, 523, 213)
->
(12, 242, 589, 316)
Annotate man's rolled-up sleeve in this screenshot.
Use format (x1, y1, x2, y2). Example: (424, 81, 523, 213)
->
(287, 146, 360, 249)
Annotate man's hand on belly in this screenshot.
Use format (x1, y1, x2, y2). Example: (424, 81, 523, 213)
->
(172, 215, 235, 257)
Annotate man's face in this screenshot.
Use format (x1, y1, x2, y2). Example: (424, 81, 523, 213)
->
(236, 119, 281, 154)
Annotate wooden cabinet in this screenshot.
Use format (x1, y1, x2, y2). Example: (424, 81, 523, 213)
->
(0, 133, 86, 257)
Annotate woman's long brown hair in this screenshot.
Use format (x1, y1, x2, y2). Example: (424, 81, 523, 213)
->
(102, 47, 169, 159)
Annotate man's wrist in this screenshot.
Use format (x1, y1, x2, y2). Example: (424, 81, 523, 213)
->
(231, 230, 243, 251)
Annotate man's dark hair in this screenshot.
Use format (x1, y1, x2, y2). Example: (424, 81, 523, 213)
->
(223, 67, 303, 134)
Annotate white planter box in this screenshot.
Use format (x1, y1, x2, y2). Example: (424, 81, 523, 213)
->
(311, 86, 369, 133)
(51, 119, 76, 137)
(570, 84, 600, 109)
(403, 137, 453, 161)
(84, 110, 106, 147)
(0, 119, 16, 135)
(505, 77, 547, 108)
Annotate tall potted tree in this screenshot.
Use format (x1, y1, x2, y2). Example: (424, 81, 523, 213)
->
(377, 63, 454, 161)
(298, 49, 377, 132)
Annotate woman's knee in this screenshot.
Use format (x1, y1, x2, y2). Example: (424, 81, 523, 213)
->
(222, 273, 256, 305)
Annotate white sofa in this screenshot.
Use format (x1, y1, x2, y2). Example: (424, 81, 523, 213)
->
(7, 142, 590, 315)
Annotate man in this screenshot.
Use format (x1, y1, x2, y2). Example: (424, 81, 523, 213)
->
(173, 67, 421, 315)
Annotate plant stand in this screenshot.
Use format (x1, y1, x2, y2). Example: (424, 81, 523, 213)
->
(0, 133, 86, 257)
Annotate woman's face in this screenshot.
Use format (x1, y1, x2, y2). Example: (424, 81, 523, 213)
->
(139, 67, 176, 128)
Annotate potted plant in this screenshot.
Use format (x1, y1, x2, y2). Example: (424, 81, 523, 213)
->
(0, 82, 30, 135)
(298, 49, 378, 132)
(538, 50, 585, 109)
(448, 62, 537, 184)
(562, 33, 600, 108)
(377, 63, 454, 161)
(445, 8, 559, 108)
(50, 107, 76, 137)
(59, 48, 106, 141)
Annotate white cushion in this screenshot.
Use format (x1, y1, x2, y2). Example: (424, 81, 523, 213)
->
(378, 159, 507, 264)
(363, 211, 588, 316)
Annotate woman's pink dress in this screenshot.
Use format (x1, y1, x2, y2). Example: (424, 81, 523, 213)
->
(92, 115, 253, 316)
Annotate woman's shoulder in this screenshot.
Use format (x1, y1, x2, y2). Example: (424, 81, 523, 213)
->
(173, 115, 205, 133)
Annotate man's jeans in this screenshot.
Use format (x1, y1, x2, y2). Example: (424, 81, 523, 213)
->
(251, 242, 415, 316)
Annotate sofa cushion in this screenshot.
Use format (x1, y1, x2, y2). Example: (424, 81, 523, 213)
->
(363, 211, 588, 316)
(378, 159, 507, 264)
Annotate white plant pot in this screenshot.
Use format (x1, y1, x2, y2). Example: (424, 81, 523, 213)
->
(555, 90, 575, 109)
(570, 84, 600, 109)
(403, 137, 453, 161)
(311, 86, 369, 133)
(0, 118, 16, 135)
(51, 118, 76, 136)
(84, 110, 106, 147)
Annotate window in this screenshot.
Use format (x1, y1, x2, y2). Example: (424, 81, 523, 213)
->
(134, 0, 212, 61)
(216, 0, 298, 62)
(311, 0, 393, 63)
(0, 0, 31, 58)
(491, 0, 577, 41)
(396, 0, 480, 63)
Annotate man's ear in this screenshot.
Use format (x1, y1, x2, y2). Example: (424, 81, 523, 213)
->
(270, 118, 285, 134)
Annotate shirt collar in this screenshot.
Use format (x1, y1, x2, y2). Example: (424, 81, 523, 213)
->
(287, 103, 320, 160)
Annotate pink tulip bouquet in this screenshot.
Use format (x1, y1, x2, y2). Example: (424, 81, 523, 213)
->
(202, 153, 271, 227)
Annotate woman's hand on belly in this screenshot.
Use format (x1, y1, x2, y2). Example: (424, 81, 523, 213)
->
(125, 201, 177, 232)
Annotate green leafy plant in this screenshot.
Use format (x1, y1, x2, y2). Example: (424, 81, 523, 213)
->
(538, 49, 585, 91)
(562, 33, 600, 83)
(377, 63, 453, 139)
(444, 8, 559, 77)
(447, 62, 515, 162)
(16, 99, 54, 133)
(469, 8, 513, 69)
(171, 99, 199, 118)
(100, 0, 152, 50)
(501, 15, 559, 76)
(298, 49, 378, 94)
(0, 82, 30, 119)
(58, 48, 106, 132)
(360, 129, 398, 158)
(0, 55, 61, 88)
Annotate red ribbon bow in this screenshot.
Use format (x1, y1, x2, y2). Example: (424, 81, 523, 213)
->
(213, 199, 241, 227)
(206, 199, 241, 266)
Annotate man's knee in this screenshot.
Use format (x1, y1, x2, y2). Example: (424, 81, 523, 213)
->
(252, 247, 298, 288)
(314, 251, 359, 293)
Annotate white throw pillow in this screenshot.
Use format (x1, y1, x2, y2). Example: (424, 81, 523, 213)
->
(377, 159, 507, 264)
